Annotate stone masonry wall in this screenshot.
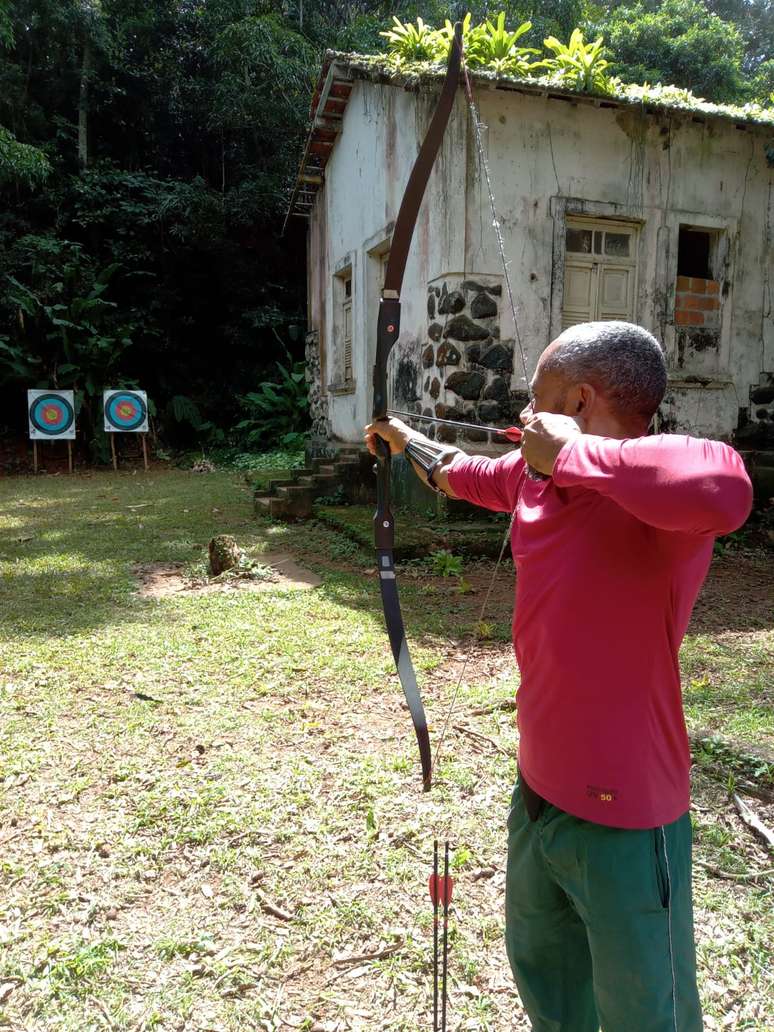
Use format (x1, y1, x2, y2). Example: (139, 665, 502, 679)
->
(417, 275, 527, 445)
(305, 330, 330, 439)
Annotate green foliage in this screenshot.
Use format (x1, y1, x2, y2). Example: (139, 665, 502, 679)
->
(0, 0, 769, 466)
(43, 937, 124, 998)
(467, 14, 540, 76)
(0, 1, 12, 49)
(540, 29, 615, 92)
(602, 0, 747, 104)
(235, 355, 310, 448)
(211, 14, 317, 213)
(379, 11, 539, 72)
(375, 16, 613, 96)
(373, 7, 768, 112)
(0, 126, 50, 185)
(0, 0, 308, 458)
(0, 333, 40, 380)
(429, 548, 464, 577)
(168, 394, 203, 429)
(1, 236, 133, 398)
(379, 15, 442, 62)
(750, 58, 774, 105)
(212, 446, 307, 471)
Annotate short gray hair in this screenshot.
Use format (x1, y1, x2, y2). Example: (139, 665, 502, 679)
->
(543, 321, 667, 425)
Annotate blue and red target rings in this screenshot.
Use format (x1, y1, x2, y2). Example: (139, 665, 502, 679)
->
(29, 393, 75, 436)
(105, 391, 147, 432)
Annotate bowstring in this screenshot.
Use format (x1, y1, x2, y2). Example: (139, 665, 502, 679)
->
(430, 61, 534, 830)
(463, 64, 531, 391)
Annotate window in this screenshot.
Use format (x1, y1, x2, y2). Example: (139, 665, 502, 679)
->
(562, 218, 638, 330)
(565, 227, 632, 259)
(674, 227, 722, 329)
(677, 228, 713, 279)
(330, 265, 355, 393)
(343, 275, 352, 382)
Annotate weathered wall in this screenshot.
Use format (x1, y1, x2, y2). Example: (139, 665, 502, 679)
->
(307, 75, 774, 446)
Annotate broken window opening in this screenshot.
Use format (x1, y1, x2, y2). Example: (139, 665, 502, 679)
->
(677, 228, 713, 279)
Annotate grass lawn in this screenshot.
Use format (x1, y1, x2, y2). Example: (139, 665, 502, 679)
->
(0, 470, 772, 1031)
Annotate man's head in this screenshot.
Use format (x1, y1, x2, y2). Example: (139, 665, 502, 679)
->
(522, 321, 667, 438)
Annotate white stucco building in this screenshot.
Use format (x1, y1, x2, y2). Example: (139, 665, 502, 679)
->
(287, 55, 774, 451)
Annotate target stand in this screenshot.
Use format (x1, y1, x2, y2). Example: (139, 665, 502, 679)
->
(104, 390, 150, 470)
(28, 390, 76, 474)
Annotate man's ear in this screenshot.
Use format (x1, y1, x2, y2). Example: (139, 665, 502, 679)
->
(574, 382, 596, 416)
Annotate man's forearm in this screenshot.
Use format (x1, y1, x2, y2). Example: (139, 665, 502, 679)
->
(404, 432, 463, 498)
(553, 434, 753, 535)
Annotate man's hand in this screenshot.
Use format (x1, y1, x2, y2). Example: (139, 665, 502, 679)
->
(364, 417, 414, 456)
(521, 412, 582, 475)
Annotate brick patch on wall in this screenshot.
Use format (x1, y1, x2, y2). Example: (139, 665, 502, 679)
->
(675, 277, 720, 327)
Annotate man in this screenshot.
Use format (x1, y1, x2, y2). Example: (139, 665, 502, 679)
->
(365, 321, 752, 1032)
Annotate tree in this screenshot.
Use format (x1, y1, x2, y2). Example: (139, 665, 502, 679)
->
(705, 0, 772, 69)
(0, 0, 50, 184)
(601, 0, 747, 102)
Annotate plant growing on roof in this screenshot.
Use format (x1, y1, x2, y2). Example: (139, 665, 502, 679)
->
(539, 29, 617, 94)
(379, 16, 441, 62)
(435, 14, 485, 63)
(467, 13, 540, 76)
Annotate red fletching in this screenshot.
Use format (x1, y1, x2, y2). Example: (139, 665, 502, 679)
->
(428, 872, 454, 906)
(498, 426, 523, 442)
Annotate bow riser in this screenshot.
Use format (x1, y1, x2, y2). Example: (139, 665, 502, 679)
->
(372, 25, 463, 792)
(373, 298, 401, 420)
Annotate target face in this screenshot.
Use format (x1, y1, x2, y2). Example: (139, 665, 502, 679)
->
(28, 390, 76, 439)
(104, 390, 148, 433)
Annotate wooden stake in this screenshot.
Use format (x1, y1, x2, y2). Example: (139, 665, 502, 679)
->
(33, 440, 38, 474)
(67, 439, 73, 474)
(110, 432, 117, 471)
(141, 433, 149, 471)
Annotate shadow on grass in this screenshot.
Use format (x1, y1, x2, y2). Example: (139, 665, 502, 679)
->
(0, 470, 262, 639)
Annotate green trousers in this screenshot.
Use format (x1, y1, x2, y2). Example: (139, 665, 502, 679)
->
(505, 781, 703, 1032)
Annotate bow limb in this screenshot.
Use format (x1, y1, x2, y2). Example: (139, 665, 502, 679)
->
(372, 25, 463, 792)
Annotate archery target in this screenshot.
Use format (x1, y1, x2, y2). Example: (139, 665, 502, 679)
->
(104, 390, 148, 433)
(28, 390, 76, 439)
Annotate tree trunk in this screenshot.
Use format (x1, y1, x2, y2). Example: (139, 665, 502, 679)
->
(78, 36, 91, 171)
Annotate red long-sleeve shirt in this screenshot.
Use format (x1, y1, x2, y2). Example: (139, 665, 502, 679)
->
(447, 434, 753, 828)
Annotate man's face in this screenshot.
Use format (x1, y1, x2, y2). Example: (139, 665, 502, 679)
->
(519, 343, 572, 425)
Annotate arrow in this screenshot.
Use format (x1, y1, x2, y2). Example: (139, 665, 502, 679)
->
(429, 839, 454, 1030)
(388, 408, 523, 443)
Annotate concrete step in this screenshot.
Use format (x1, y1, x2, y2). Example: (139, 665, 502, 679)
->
(275, 483, 311, 498)
(255, 495, 290, 519)
(254, 447, 372, 521)
(267, 476, 296, 493)
(296, 474, 339, 489)
(274, 484, 313, 519)
(270, 497, 294, 519)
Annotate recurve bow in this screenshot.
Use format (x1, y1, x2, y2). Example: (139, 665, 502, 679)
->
(372, 24, 464, 791)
